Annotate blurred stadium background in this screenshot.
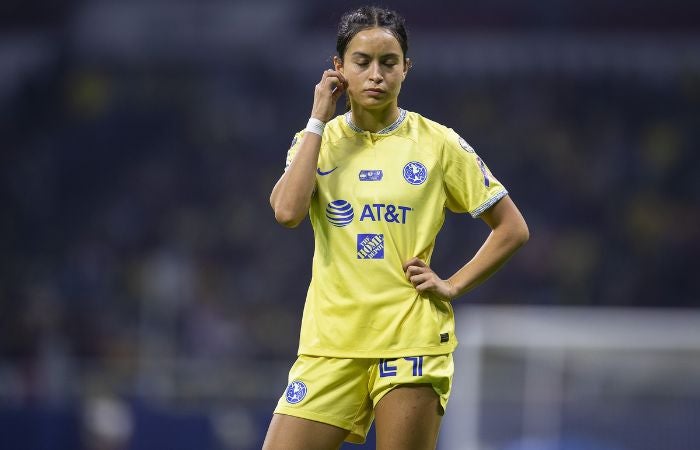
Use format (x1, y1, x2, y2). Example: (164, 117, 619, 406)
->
(1, 0, 699, 449)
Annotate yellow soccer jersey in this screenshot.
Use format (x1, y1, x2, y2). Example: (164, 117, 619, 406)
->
(283, 109, 508, 358)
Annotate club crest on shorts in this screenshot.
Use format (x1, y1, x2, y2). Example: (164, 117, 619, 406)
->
(403, 161, 427, 185)
(285, 380, 307, 404)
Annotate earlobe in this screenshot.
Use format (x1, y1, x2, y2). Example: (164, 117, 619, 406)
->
(333, 55, 343, 72)
(403, 58, 411, 79)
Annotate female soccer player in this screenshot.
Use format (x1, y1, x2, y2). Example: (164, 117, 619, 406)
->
(264, 6, 529, 450)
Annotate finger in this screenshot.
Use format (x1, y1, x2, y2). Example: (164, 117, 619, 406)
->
(330, 85, 346, 105)
(415, 279, 436, 293)
(324, 69, 347, 83)
(331, 85, 345, 101)
(405, 265, 429, 278)
(402, 257, 426, 272)
(333, 73, 348, 91)
(330, 77, 346, 95)
(324, 76, 344, 92)
(409, 272, 432, 287)
(319, 70, 336, 90)
(322, 69, 344, 82)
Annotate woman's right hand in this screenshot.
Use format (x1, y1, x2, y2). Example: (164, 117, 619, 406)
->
(311, 69, 348, 123)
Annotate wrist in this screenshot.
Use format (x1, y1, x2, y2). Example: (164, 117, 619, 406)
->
(446, 279, 459, 300)
(306, 117, 326, 136)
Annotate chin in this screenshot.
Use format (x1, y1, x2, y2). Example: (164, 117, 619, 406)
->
(358, 98, 393, 110)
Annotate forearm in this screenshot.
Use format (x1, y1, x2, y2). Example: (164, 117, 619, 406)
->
(446, 195, 529, 298)
(270, 69, 347, 228)
(270, 132, 321, 227)
(448, 219, 529, 299)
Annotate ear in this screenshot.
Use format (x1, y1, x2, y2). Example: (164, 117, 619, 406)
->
(403, 58, 412, 79)
(333, 55, 344, 72)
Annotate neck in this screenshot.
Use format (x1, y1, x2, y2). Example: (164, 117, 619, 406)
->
(348, 103, 400, 133)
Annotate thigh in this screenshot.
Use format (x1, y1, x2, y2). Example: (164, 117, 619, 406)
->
(262, 413, 349, 450)
(374, 384, 443, 450)
(271, 355, 375, 444)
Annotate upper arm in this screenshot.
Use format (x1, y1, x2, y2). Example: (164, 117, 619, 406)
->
(269, 129, 306, 209)
(269, 171, 286, 209)
(479, 195, 529, 242)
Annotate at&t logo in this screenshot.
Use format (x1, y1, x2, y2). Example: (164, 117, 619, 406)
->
(325, 200, 354, 227)
(360, 203, 412, 224)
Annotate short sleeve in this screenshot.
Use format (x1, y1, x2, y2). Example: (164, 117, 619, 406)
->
(284, 130, 305, 171)
(441, 129, 508, 217)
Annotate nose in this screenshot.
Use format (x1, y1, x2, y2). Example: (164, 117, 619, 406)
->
(368, 62, 383, 83)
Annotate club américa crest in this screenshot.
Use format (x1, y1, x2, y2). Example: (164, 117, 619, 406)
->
(403, 161, 427, 185)
(285, 380, 307, 404)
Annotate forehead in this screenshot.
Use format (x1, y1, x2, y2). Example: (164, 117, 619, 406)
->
(345, 27, 403, 57)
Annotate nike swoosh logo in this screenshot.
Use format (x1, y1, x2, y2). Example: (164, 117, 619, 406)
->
(317, 167, 338, 176)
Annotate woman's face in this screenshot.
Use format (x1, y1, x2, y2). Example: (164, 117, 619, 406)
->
(335, 27, 409, 111)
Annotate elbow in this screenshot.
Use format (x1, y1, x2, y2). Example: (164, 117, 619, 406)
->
(514, 221, 530, 248)
(270, 192, 307, 228)
(499, 219, 529, 251)
(273, 206, 304, 228)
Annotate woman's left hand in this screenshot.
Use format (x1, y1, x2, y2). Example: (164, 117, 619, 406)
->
(403, 257, 456, 301)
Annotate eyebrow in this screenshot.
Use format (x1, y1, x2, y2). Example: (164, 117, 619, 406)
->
(350, 51, 401, 59)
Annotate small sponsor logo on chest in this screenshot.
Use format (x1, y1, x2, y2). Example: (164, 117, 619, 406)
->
(359, 169, 383, 181)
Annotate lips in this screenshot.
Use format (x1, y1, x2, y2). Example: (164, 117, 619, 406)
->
(364, 88, 385, 94)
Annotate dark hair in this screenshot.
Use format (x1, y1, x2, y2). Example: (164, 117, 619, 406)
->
(336, 6, 409, 60)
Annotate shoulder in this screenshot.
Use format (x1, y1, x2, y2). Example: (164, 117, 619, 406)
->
(416, 112, 477, 149)
(405, 111, 447, 134)
(403, 111, 468, 152)
(405, 111, 464, 142)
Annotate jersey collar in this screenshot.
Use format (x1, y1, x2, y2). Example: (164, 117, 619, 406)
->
(344, 108, 407, 135)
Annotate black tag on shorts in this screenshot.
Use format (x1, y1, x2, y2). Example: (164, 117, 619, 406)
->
(440, 333, 449, 343)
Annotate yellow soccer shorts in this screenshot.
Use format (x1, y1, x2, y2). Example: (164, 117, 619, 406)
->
(273, 354, 454, 444)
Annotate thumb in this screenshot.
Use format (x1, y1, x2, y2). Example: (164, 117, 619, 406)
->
(331, 83, 346, 103)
